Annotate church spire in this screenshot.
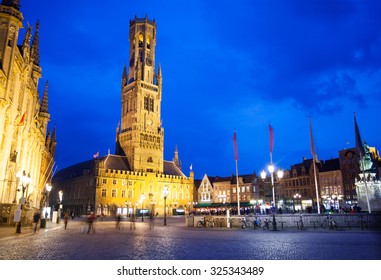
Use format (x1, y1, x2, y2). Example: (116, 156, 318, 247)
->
(174, 145, 181, 169)
(50, 126, 57, 156)
(122, 64, 127, 88)
(22, 24, 32, 56)
(157, 64, 162, 86)
(31, 20, 40, 66)
(40, 80, 49, 113)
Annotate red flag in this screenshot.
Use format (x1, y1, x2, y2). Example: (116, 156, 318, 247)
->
(232, 131, 238, 161)
(93, 151, 99, 158)
(16, 113, 25, 126)
(269, 124, 274, 154)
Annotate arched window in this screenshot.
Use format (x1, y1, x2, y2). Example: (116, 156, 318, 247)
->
(138, 33, 143, 48)
(147, 36, 151, 49)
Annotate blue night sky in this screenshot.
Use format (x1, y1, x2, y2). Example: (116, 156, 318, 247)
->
(20, 0, 381, 179)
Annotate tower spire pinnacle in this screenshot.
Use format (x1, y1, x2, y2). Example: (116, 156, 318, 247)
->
(31, 20, 40, 66)
(40, 80, 49, 113)
(22, 23, 32, 56)
(122, 64, 127, 88)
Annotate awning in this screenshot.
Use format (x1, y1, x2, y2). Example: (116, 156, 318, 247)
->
(193, 203, 211, 208)
(193, 202, 254, 208)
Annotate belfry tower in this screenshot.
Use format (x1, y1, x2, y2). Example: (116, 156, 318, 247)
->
(117, 16, 164, 173)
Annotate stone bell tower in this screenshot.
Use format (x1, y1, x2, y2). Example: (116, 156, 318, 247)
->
(117, 16, 164, 173)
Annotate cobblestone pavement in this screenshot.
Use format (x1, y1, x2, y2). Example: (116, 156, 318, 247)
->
(0, 216, 380, 260)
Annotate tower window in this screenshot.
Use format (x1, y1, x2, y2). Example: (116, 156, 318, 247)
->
(139, 34, 143, 48)
(147, 36, 151, 49)
(144, 97, 148, 110)
(149, 98, 154, 112)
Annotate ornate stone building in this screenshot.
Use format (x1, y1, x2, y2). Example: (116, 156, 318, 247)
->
(0, 0, 56, 224)
(51, 17, 194, 217)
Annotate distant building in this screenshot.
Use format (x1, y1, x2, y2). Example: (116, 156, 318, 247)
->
(339, 148, 359, 204)
(281, 157, 316, 212)
(0, 1, 56, 224)
(195, 173, 260, 214)
(51, 17, 194, 217)
(318, 158, 344, 211)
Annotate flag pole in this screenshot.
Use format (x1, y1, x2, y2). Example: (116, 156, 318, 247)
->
(310, 118, 321, 214)
(233, 131, 240, 215)
(235, 157, 240, 215)
(354, 114, 371, 213)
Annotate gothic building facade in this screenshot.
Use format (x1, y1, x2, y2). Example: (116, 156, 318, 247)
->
(0, 0, 56, 224)
(51, 17, 194, 217)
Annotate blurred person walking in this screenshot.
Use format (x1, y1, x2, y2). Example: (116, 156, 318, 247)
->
(64, 212, 70, 229)
(130, 212, 136, 230)
(149, 212, 155, 230)
(116, 214, 122, 230)
(87, 212, 96, 234)
(33, 211, 41, 233)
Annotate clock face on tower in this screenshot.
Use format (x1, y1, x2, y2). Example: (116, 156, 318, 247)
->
(146, 119, 152, 125)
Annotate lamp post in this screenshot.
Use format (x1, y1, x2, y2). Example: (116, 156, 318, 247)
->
(162, 186, 169, 226)
(40, 183, 52, 228)
(261, 165, 283, 231)
(57, 190, 63, 223)
(293, 193, 301, 212)
(140, 193, 145, 221)
(15, 171, 31, 233)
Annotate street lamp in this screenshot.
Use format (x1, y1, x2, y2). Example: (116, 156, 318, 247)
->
(140, 193, 145, 221)
(261, 165, 284, 209)
(57, 190, 63, 223)
(293, 193, 301, 212)
(261, 165, 283, 231)
(40, 183, 52, 228)
(162, 186, 169, 226)
(15, 170, 31, 233)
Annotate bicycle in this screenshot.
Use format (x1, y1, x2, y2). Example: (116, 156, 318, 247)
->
(321, 215, 338, 230)
(252, 217, 262, 229)
(262, 218, 270, 230)
(241, 218, 253, 229)
(297, 214, 304, 230)
(197, 218, 214, 228)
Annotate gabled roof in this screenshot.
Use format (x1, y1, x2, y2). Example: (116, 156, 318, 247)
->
(163, 160, 186, 177)
(103, 154, 130, 170)
(52, 158, 99, 182)
(53, 155, 187, 183)
(320, 158, 340, 172)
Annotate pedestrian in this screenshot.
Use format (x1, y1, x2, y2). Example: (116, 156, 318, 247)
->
(64, 212, 69, 229)
(87, 212, 96, 234)
(130, 212, 136, 230)
(116, 214, 121, 230)
(149, 212, 155, 230)
(33, 211, 41, 233)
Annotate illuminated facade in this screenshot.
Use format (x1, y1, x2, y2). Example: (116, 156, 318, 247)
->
(0, 0, 56, 224)
(52, 17, 194, 217)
